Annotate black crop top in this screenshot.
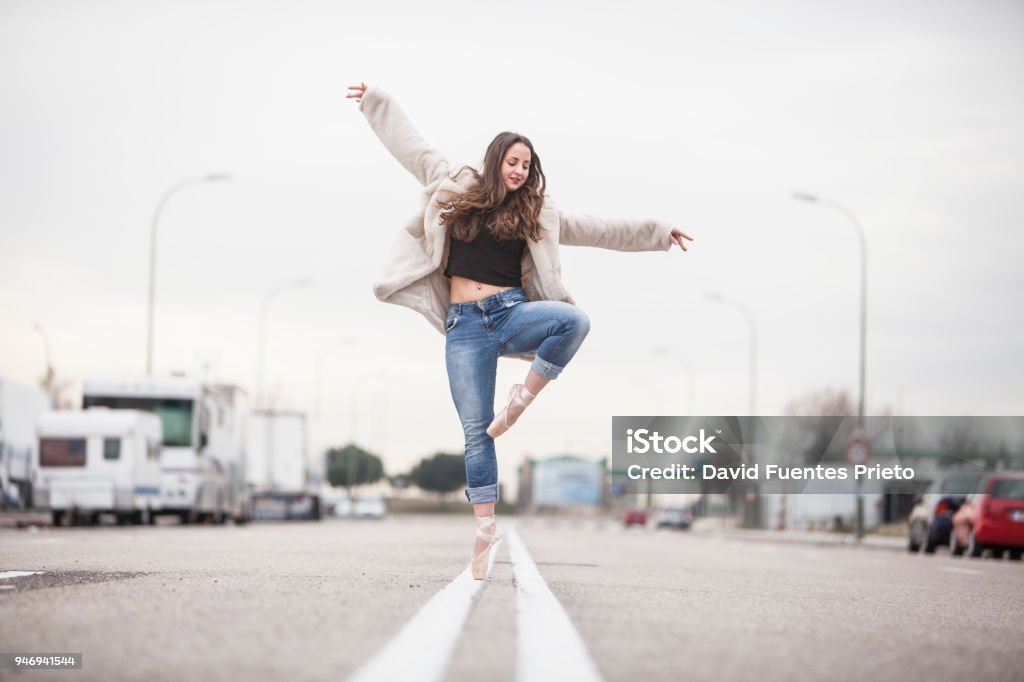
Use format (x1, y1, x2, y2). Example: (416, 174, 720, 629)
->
(444, 212, 526, 287)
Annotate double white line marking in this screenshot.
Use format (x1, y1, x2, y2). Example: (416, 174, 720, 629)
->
(0, 571, 43, 591)
(507, 526, 603, 682)
(0, 571, 44, 580)
(348, 525, 602, 682)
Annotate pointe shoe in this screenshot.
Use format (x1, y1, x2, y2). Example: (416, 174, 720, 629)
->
(486, 384, 536, 438)
(470, 515, 503, 580)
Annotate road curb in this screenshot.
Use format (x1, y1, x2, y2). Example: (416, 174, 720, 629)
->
(692, 528, 906, 552)
(0, 511, 51, 529)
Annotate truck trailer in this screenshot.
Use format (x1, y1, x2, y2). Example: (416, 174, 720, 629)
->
(0, 377, 52, 509)
(246, 411, 322, 520)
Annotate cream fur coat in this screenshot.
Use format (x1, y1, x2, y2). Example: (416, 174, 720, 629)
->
(358, 85, 674, 335)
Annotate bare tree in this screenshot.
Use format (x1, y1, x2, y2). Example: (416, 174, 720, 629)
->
(784, 388, 856, 418)
(38, 368, 74, 410)
(784, 388, 856, 464)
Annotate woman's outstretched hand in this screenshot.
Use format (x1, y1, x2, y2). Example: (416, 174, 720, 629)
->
(670, 228, 694, 252)
(346, 82, 367, 103)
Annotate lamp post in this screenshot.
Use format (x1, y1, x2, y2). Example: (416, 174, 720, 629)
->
(705, 293, 757, 418)
(146, 173, 232, 375)
(793, 192, 868, 538)
(792, 193, 867, 420)
(706, 292, 760, 528)
(256, 278, 313, 410)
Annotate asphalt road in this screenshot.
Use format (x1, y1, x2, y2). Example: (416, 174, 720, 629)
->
(1, 515, 1021, 682)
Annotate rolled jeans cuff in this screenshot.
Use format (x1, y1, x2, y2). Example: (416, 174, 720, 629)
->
(465, 483, 499, 504)
(531, 355, 564, 380)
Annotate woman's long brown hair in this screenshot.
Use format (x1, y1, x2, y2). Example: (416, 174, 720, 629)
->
(437, 132, 546, 242)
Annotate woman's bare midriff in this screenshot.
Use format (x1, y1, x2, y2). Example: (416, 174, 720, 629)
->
(449, 276, 515, 304)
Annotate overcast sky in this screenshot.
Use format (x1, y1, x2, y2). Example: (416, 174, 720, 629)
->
(1, 0, 1022, 486)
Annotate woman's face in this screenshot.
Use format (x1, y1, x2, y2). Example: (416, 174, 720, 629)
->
(500, 142, 531, 192)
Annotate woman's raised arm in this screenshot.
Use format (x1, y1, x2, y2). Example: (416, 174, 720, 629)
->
(347, 82, 450, 187)
(557, 208, 693, 253)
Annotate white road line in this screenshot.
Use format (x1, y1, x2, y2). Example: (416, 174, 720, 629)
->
(347, 541, 501, 682)
(0, 571, 43, 580)
(939, 566, 982, 576)
(507, 525, 603, 682)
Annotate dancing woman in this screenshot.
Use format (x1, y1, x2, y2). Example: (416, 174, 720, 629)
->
(348, 82, 692, 578)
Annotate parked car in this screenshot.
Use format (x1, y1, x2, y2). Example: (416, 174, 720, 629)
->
(623, 508, 648, 528)
(950, 473, 1024, 560)
(354, 496, 386, 519)
(907, 471, 980, 553)
(331, 496, 353, 518)
(323, 489, 352, 517)
(655, 508, 694, 530)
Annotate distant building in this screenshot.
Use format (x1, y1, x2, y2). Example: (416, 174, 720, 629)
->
(517, 455, 607, 512)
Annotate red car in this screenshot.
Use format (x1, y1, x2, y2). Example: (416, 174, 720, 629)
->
(950, 473, 1024, 560)
(623, 508, 648, 528)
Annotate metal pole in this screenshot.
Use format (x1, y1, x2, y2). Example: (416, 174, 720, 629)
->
(706, 293, 759, 528)
(147, 174, 232, 375)
(705, 293, 757, 417)
(793, 192, 868, 538)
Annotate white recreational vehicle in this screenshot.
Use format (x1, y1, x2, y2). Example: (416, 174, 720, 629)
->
(246, 411, 323, 520)
(82, 376, 250, 524)
(35, 409, 162, 525)
(0, 377, 53, 509)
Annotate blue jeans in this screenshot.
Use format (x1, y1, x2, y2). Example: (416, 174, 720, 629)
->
(445, 288, 590, 504)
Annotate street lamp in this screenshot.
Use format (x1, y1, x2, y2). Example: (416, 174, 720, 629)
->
(793, 192, 868, 538)
(146, 173, 232, 374)
(256, 278, 313, 409)
(705, 292, 757, 418)
(706, 292, 760, 528)
(792, 192, 867, 420)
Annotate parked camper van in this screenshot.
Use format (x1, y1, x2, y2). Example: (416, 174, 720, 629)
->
(82, 377, 250, 524)
(35, 409, 161, 526)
